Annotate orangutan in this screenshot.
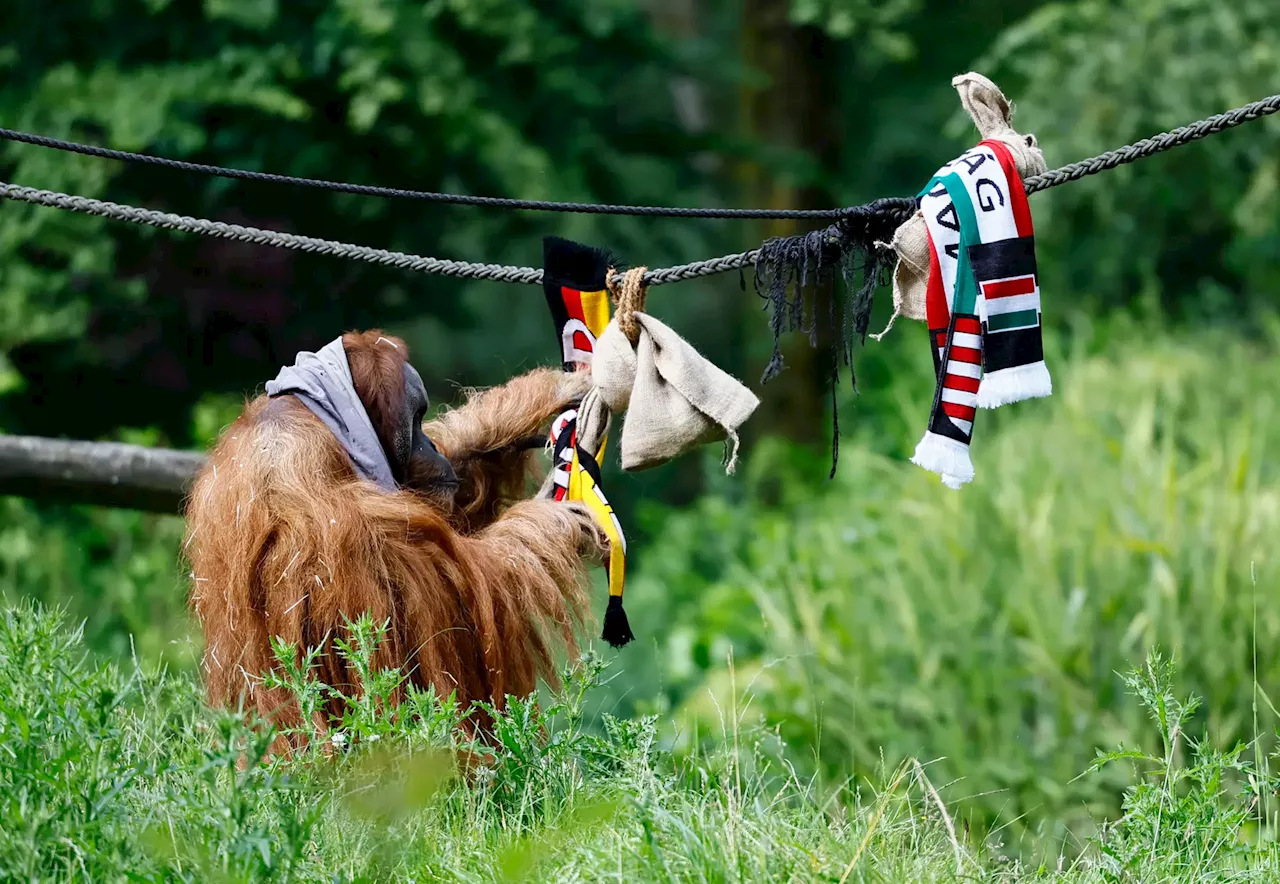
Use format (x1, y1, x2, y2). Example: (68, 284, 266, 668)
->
(183, 330, 604, 746)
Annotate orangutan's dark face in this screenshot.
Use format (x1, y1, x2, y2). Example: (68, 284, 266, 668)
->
(395, 362, 458, 504)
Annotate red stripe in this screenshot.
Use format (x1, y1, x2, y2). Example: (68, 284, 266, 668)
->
(982, 276, 1036, 299)
(950, 346, 982, 364)
(954, 316, 982, 334)
(945, 374, 981, 393)
(562, 287, 586, 323)
(982, 140, 1033, 238)
(924, 227, 949, 330)
(943, 402, 976, 421)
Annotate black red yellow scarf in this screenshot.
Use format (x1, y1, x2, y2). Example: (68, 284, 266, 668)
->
(542, 237, 632, 648)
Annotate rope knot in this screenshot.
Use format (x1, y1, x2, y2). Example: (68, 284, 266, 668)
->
(607, 266, 649, 345)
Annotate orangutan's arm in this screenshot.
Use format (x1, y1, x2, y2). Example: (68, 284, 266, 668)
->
(423, 367, 590, 461)
(467, 499, 608, 576)
(422, 368, 590, 532)
(392, 496, 603, 704)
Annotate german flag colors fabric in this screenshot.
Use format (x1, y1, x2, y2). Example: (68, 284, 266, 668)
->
(569, 439, 631, 645)
(543, 236, 614, 503)
(542, 237, 633, 647)
(912, 139, 1050, 489)
(544, 239, 613, 374)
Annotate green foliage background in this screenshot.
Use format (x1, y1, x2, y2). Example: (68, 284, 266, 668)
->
(2, 0, 1280, 874)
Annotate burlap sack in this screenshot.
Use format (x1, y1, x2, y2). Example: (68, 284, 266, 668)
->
(880, 72, 1047, 332)
(953, 72, 1047, 177)
(536, 309, 758, 495)
(570, 386, 611, 468)
(591, 313, 759, 472)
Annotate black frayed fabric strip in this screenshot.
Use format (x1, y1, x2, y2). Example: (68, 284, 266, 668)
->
(751, 199, 910, 476)
(542, 236, 621, 292)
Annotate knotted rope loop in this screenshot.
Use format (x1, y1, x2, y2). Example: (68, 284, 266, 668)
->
(607, 266, 649, 345)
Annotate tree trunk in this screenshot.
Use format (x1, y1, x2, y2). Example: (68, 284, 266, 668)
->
(737, 0, 838, 449)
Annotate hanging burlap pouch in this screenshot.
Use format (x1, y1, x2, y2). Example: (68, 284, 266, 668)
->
(596, 314, 758, 471)
(564, 267, 760, 474)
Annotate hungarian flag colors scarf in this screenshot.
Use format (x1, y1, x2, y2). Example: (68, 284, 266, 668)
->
(912, 139, 1050, 489)
(542, 237, 632, 647)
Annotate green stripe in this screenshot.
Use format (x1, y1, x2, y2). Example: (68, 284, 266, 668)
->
(917, 175, 943, 199)
(940, 173, 981, 315)
(987, 309, 1040, 332)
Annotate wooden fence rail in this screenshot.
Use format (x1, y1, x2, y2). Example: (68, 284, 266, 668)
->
(0, 435, 205, 514)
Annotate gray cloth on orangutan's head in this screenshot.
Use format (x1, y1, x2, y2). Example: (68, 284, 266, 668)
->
(265, 336, 398, 491)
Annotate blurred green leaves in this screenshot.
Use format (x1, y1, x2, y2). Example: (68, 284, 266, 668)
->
(977, 0, 1280, 318)
(789, 0, 918, 61)
(0, 497, 191, 666)
(0, 0, 730, 442)
(341, 746, 459, 826)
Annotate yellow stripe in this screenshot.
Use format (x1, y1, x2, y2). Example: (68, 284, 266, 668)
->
(568, 448, 626, 597)
(607, 540, 626, 598)
(567, 448, 584, 501)
(579, 288, 611, 340)
(562, 289, 623, 595)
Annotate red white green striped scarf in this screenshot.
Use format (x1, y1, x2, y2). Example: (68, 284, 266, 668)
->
(912, 139, 1050, 489)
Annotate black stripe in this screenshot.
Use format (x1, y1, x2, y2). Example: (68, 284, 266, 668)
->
(543, 292, 571, 368)
(575, 443, 607, 492)
(928, 327, 947, 379)
(552, 416, 577, 468)
(925, 313, 979, 445)
(982, 323, 1044, 372)
(928, 407, 972, 444)
(967, 235, 1037, 284)
(542, 248, 572, 351)
(927, 313, 979, 445)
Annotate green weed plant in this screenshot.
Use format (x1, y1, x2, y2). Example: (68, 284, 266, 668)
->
(1, 601, 1278, 881)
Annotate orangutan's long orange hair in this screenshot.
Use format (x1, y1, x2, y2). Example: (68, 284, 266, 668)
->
(183, 331, 599, 747)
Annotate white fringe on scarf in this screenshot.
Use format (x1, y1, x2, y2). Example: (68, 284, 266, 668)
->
(911, 432, 975, 490)
(976, 362, 1053, 409)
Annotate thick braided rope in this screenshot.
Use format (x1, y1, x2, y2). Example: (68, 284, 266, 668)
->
(1, 92, 1276, 286)
(0, 127, 845, 220)
(0, 182, 546, 284)
(0, 180, 776, 286)
(1024, 93, 1280, 192)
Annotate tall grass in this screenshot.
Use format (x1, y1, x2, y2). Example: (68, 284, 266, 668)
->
(2, 602, 1276, 881)
(0, 603, 975, 881)
(4, 315, 1280, 872)
(619, 315, 1280, 853)
(0, 498, 190, 663)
